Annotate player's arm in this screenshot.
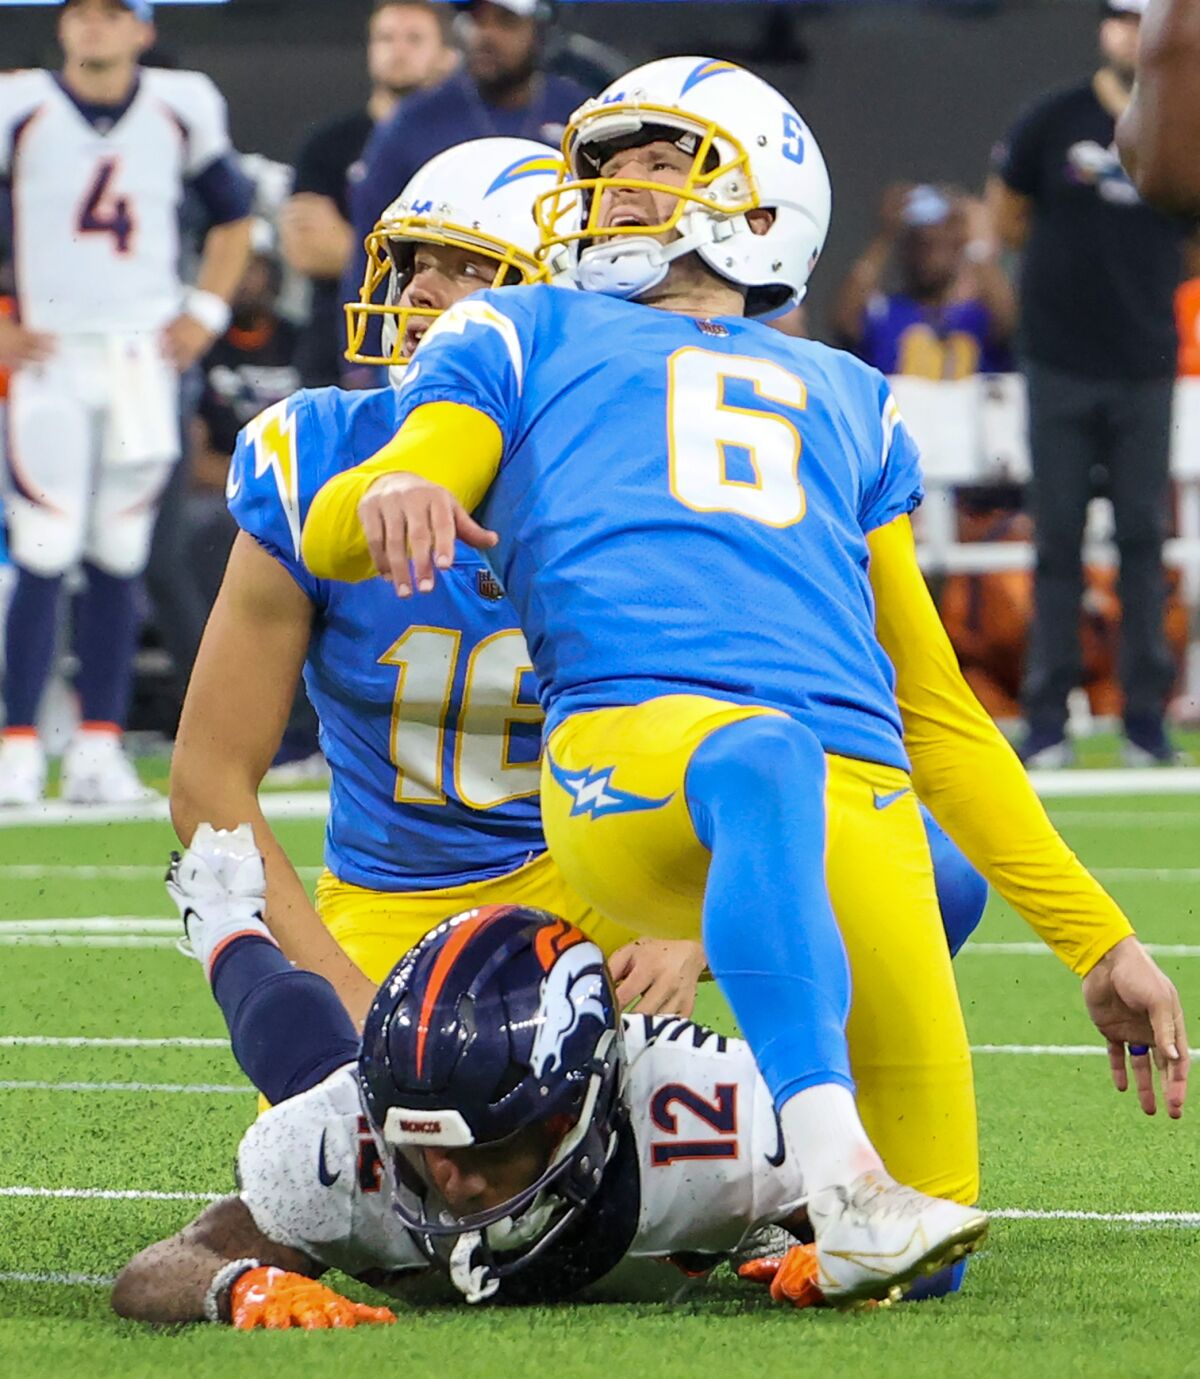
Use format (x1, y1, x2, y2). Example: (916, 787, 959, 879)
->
(868, 514, 1187, 1113)
(985, 174, 1031, 252)
(112, 1195, 315, 1323)
(111, 1195, 395, 1328)
(829, 182, 909, 346)
(170, 532, 377, 1023)
(1117, 0, 1200, 212)
(302, 401, 502, 592)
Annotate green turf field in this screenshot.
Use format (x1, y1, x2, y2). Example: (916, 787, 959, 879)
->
(1, 789, 1198, 1379)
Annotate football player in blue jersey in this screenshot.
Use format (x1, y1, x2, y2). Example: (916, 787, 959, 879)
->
(171, 137, 696, 1025)
(303, 57, 1188, 1305)
(173, 131, 987, 1031)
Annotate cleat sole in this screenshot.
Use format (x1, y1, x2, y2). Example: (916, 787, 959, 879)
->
(824, 1215, 989, 1311)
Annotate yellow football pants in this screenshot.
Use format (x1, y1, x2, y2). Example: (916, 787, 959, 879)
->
(316, 847, 640, 983)
(542, 694, 979, 1205)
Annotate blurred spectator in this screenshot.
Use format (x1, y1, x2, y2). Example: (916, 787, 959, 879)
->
(344, 0, 590, 377)
(186, 232, 300, 607)
(0, 0, 253, 806)
(280, 0, 456, 389)
(832, 183, 1016, 378)
(989, 0, 1200, 767)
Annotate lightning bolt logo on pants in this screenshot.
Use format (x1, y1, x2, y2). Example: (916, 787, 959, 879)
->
(546, 753, 673, 819)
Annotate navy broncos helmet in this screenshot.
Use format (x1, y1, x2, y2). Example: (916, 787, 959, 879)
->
(357, 904, 625, 1301)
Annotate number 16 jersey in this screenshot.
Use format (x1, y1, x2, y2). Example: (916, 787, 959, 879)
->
(392, 286, 925, 772)
(228, 386, 545, 892)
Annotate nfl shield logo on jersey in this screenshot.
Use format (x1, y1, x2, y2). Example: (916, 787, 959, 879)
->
(476, 569, 505, 601)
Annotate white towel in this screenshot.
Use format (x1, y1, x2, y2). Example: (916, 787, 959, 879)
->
(102, 333, 181, 466)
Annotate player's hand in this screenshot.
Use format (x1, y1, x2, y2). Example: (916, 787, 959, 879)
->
(1082, 935, 1188, 1118)
(609, 939, 707, 1017)
(278, 193, 354, 276)
(359, 471, 498, 597)
(0, 317, 54, 369)
(229, 1266, 396, 1330)
(163, 313, 217, 372)
(737, 1244, 823, 1309)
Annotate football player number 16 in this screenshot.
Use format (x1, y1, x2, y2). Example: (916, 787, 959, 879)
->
(667, 347, 808, 527)
(379, 627, 541, 810)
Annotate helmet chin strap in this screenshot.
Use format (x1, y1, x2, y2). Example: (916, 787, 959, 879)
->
(574, 208, 747, 303)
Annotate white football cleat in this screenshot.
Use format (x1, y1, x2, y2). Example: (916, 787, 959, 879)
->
(166, 823, 274, 974)
(809, 1170, 988, 1308)
(0, 734, 47, 806)
(60, 733, 158, 805)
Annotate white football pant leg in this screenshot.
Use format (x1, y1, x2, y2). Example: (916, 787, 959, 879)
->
(4, 358, 94, 577)
(85, 456, 174, 578)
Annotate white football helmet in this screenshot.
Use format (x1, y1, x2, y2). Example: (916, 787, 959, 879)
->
(345, 136, 567, 383)
(534, 56, 831, 315)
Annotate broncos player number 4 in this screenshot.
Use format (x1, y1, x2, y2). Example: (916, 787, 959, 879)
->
(667, 347, 808, 528)
(379, 627, 542, 808)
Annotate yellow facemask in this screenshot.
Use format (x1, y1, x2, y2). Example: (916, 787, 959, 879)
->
(344, 216, 548, 370)
(533, 103, 760, 267)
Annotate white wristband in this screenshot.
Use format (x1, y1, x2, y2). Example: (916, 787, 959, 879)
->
(964, 238, 996, 265)
(184, 288, 232, 338)
(203, 1256, 261, 1323)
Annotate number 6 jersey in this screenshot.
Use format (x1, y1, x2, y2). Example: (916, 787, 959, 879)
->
(384, 285, 926, 771)
(227, 386, 546, 891)
(237, 1013, 805, 1301)
(0, 67, 250, 334)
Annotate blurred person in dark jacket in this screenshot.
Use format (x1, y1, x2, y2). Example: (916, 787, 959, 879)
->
(279, 0, 456, 388)
(343, 0, 590, 379)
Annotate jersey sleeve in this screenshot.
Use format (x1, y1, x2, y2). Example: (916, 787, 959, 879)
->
(236, 1076, 358, 1258)
(857, 374, 924, 534)
(393, 288, 535, 451)
(227, 391, 323, 599)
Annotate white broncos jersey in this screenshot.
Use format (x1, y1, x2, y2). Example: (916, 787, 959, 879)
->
(237, 1015, 804, 1289)
(0, 68, 234, 333)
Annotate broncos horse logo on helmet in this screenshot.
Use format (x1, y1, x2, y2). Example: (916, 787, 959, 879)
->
(357, 905, 625, 1303)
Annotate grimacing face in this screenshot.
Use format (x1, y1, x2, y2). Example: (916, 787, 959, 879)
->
(595, 140, 696, 246)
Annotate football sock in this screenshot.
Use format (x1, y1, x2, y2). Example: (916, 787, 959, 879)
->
(210, 934, 359, 1104)
(685, 714, 856, 1103)
(3, 567, 62, 727)
(922, 805, 989, 956)
(75, 563, 141, 727)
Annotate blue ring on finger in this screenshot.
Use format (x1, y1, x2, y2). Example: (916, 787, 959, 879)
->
(1128, 1044, 1150, 1056)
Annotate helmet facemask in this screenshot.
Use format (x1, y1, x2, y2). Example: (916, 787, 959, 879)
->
(535, 106, 761, 302)
(344, 213, 546, 381)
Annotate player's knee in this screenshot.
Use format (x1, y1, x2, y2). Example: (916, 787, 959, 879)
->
(923, 809, 988, 956)
(7, 510, 84, 578)
(688, 713, 823, 821)
(85, 514, 155, 578)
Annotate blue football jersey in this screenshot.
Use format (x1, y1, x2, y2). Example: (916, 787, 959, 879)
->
(227, 386, 545, 890)
(393, 287, 925, 770)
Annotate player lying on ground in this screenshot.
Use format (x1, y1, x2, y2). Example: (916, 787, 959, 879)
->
(172, 132, 985, 1026)
(112, 827, 973, 1325)
(302, 58, 1188, 1303)
(1117, 0, 1200, 212)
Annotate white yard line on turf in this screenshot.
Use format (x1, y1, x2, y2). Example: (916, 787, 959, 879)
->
(0, 1080, 250, 1094)
(0, 1270, 114, 1286)
(0, 935, 177, 948)
(0, 791, 330, 828)
(0, 1035, 227, 1048)
(991, 1209, 1200, 1224)
(1, 918, 178, 933)
(0, 1186, 221, 1201)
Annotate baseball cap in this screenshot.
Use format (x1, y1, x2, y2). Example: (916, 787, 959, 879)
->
(452, 0, 544, 16)
(903, 185, 954, 229)
(62, 0, 154, 18)
(1101, 0, 1146, 17)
